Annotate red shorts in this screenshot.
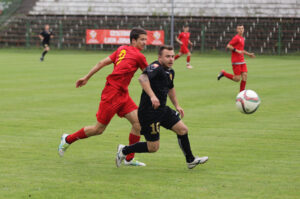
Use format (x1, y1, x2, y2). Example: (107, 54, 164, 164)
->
(96, 85, 138, 125)
(179, 45, 190, 54)
(232, 64, 247, 75)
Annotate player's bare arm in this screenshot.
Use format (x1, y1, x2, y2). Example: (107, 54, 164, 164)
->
(188, 40, 193, 46)
(168, 88, 184, 118)
(39, 35, 44, 41)
(227, 44, 243, 54)
(76, 57, 113, 88)
(243, 50, 255, 58)
(175, 37, 183, 45)
(138, 74, 160, 109)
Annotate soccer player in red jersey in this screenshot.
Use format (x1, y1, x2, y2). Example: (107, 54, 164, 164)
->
(58, 28, 157, 166)
(174, 25, 193, 69)
(217, 24, 255, 91)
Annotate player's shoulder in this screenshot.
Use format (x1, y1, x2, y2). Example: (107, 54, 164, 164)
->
(148, 61, 161, 70)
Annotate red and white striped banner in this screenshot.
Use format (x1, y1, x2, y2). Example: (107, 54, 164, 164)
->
(86, 29, 164, 46)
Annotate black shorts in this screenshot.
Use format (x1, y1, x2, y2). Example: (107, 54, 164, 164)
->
(138, 106, 181, 142)
(42, 42, 50, 47)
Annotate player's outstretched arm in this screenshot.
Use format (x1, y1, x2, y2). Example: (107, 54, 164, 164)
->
(76, 57, 113, 88)
(39, 35, 43, 41)
(138, 74, 160, 109)
(168, 88, 184, 118)
(243, 50, 255, 58)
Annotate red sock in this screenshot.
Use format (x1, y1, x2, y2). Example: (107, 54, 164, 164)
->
(125, 133, 141, 161)
(223, 70, 234, 80)
(175, 54, 180, 60)
(240, 80, 246, 91)
(187, 56, 191, 63)
(66, 128, 87, 144)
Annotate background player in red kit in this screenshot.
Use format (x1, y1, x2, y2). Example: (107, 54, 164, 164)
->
(175, 25, 193, 69)
(217, 24, 255, 91)
(58, 28, 155, 166)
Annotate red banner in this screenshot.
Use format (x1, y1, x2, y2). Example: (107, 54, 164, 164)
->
(86, 29, 164, 46)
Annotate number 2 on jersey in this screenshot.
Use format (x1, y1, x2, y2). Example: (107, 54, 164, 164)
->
(116, 49, 126, 65)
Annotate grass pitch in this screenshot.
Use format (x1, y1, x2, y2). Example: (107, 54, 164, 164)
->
(0, 48, 299, 199)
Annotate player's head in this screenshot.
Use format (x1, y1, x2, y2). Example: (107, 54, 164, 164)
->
(236, 24, 244, 36)
(45, 24, 50, 31)
(158, 45, 175, 68)
(183, 25, 189, 32)
(130, 27, 147, 50)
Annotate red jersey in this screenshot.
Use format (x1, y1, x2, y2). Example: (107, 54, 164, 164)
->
(229, 34, 245, 64)
(178, 32, 190, 47)
(108, 45, 148, 91)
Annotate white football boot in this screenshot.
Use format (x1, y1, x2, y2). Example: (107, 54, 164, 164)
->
(116, 144, 126, 167)
(124, 159, 146, 166)
(58, 134, 69, 157)
(187, 156, 208, 169)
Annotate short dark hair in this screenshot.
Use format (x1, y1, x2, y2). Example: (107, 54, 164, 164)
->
(130, 27, 147, 43)
(237, 24, 244, 27)
(183, 25, 189, 28)
(158, 45, 174, 55)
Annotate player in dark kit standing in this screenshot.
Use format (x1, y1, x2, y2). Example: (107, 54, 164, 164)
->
(116, 45, 208, 169)
(217, 24, 255, 91)
(58, 28, 151, 166)
(39, 24, 54, 61)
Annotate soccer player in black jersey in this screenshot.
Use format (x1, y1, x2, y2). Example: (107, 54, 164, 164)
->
(39, 24, 54, 61)
(116, 45, 208, 169)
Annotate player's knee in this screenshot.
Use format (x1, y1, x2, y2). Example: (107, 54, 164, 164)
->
(242, 73, 247, 81)
(94, 125, 105, 135)
(233, 76, 240, 82)
(132, 122, 141, 133)
(147, 142, 159, 152)
(177, 126, 188, 136)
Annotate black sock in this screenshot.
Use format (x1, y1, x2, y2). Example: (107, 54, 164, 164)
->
(122, 142, 149, 155)
(177, 134, 195, 163)
(42, 50, 48, 58)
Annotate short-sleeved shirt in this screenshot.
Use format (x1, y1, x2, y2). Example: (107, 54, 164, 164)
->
(107, 45, 148, 92)
(138, 61, 175, 113)
(229, 34, 245, 64)
(40, 30, 53, 44)
(178, 32, 190, 47)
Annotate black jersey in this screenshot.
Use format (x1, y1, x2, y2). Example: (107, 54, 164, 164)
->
(40, 30, 53, 44)
(139, 61, 175, 112)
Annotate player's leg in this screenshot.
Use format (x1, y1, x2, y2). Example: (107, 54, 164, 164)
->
(171, 120, 208, 169)
(116, 120, 160, 167)
(58, 93, 116, 156)
(122, 109, 146, 166)
(58, 122, 107, 156)
(240, 72, 247, 91)
(218, 64, 241, 82)
(40, 44, 49, 61)
(175, 52, 182, 60)
(186, 51, 192, 69)
(239, 64, 248, 91)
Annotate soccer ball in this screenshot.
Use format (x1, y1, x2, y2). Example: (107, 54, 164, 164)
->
(236, 90, 261, 114)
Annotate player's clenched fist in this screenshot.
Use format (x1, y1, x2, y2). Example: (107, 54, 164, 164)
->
(76, 77, 88, 88)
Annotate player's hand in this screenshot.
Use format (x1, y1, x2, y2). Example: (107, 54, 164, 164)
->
(249, 53, 256, 58)
(151, 96, 160, 109)
(76, 77, 88, 88)
(176, 106, 184, 118)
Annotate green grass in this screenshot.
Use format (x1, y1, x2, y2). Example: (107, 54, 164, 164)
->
(0, 48, 299, 199)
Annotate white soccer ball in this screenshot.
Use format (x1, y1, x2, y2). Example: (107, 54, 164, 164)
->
(236, 90, 261, 114)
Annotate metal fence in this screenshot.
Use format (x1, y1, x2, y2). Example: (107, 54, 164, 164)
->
(1, 15, 299, 54)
